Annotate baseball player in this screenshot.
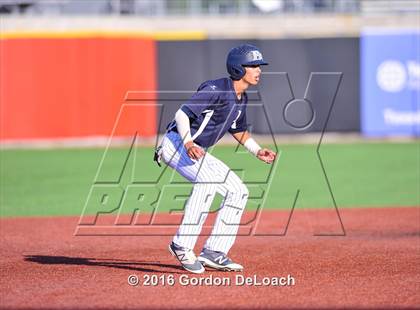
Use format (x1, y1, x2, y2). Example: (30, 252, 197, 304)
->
(155, 44, 276, 273)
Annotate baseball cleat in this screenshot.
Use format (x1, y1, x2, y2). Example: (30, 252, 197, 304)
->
(168, 242, 205, 274)
(198, 248, 243, 272)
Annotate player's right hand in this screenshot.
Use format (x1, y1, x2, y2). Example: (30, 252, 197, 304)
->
(185, 141, 205, 160)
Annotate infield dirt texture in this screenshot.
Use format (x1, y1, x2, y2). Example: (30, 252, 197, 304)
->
(1, 142, 419, 309)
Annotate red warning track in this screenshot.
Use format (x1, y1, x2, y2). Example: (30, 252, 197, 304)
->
(1, 207, 419, 309)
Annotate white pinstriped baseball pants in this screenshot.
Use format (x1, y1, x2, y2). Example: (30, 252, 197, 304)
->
(160, 131, 248, 254)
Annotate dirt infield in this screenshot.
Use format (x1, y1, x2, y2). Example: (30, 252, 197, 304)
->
(1, 207, 419, 309)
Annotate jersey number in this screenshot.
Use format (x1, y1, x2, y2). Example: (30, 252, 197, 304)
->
(231, 110, 242, 129)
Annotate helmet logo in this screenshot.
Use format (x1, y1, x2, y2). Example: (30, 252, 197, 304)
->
(249, 50, 263, 61)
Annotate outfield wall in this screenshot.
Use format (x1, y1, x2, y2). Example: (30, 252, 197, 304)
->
(0, 35, 157, 140)
(157, 38, 360, 134)
(0, 34, 360, 141)
(3, 32, 417, 141)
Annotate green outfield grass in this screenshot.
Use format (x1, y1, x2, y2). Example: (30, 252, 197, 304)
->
(1, 142, 419, 217)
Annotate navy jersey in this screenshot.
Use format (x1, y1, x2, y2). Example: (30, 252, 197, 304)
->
(167, 77, 248, 148)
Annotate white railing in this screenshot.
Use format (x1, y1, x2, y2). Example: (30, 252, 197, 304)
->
(0, 0, 418, 16)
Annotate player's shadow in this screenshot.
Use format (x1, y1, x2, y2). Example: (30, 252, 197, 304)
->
(24, 255, 184, 274)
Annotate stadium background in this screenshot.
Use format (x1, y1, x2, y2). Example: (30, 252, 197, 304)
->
(1, 0, 419, 141)
(0, 1, 419, 309)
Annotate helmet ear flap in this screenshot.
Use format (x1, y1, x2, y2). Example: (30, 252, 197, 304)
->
(230, 64, 245, 80)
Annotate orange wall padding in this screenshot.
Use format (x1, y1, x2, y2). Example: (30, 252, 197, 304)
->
(0, 37, 156, 140)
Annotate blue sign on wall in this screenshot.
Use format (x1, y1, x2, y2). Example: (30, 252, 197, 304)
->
(361, 30, 420, 136)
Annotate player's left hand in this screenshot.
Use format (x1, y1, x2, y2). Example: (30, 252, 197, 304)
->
(257, 148, 276, 164)
(185, 141, 205, 160)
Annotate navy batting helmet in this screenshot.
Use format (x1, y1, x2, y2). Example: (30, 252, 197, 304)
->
(226, 44, 268, 80)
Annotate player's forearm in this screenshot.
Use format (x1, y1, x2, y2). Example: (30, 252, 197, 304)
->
(175, 109, 193, 144)
(232, 131, 262, 156)
(232, 131, 250, 145)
